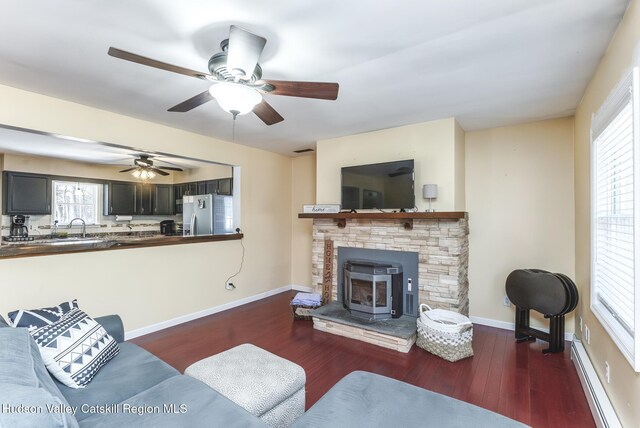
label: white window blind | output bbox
[591,67,640,371]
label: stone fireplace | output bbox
[300,212,469,352]
[310,215,469,314]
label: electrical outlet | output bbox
[605,361,610,384]
[585,325,591,345]
[503,295,511,307]
[225,282,236,290]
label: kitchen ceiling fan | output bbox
[120,155,183,179]
[108,25,339,125]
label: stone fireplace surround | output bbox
[304,213,469,315]
[299,212,470,352]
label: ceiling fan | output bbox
[108,25,339,125]
[119,155,183,179]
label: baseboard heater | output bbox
[571,341,621,428]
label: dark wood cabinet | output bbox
[136,183,153,215]
[217,178,232,195]
[205,180,218,195]
[174,184,185,214]
[106,182,174,216]
[3,172,52,215]
[153,184,174,215]
[183,182,197,196]
[173,178,232,209]
[104,182,137,215]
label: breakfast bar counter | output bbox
[0,233,243,259]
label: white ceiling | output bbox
[0,0,630,155]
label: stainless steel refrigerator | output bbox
[182,194,233,236]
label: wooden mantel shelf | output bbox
[298,211,467,230]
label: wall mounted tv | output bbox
[341,159,415,210]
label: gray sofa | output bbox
[0,314,266,428]
[1,314,526,428]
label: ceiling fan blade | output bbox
[150,167,170,176]
[226,25,266,80]
[119,167,137,173]
[158,166,184,172]
[168,90,214,112]
[253,99,284,125]
[108,47,213,81]
[262,80,339,100]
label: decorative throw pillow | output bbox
[30,308,119,388]
[8,299,79,330]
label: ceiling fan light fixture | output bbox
[132,169,142,178]
[208,82,262,117]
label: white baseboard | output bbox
[125,284,305,340]
[290,284,314,292]
[469,315,575,341]
[571,341,621,428]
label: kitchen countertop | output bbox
[0,233,243,259]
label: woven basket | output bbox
[416,316,474,362]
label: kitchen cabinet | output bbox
[136,183,153,215]
[197,181,207,195]
[153,184,173,215]
[205,179,218,194]
[3,172,52,215]
[104,182,137,215]
[174,184,185,214]
[183,182,198,196]
[217,178,232,195]
[106,182,173,216]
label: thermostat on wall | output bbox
[303,204,341,213]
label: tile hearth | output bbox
[312,303,417,353]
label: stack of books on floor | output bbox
[290,292,322,320]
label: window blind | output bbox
[593,101,634,336]
[592,68,637,352]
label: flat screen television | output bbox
[341,159,415,210]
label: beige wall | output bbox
[316,118,462,211]
[173,163,232,183]
[466,118,575,332]
[0,83,292,332]
[2,153,173,183]
[290,155,316,287]
[574,0,640,425]
[454,120,466,210]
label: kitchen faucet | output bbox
[68,218,86,238]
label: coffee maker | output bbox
[6,215,34,242]
[160,220,176,236]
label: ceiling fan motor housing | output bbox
[208,50,262,83]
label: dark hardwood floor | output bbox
[131,291,594,428]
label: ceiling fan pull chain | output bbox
[232,116,237,143]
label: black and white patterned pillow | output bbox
[30,308,119,388]
[8,299,79,330]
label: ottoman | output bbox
[185,344,306,428]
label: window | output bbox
[52,181,100,225]
[591,67,640,371]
